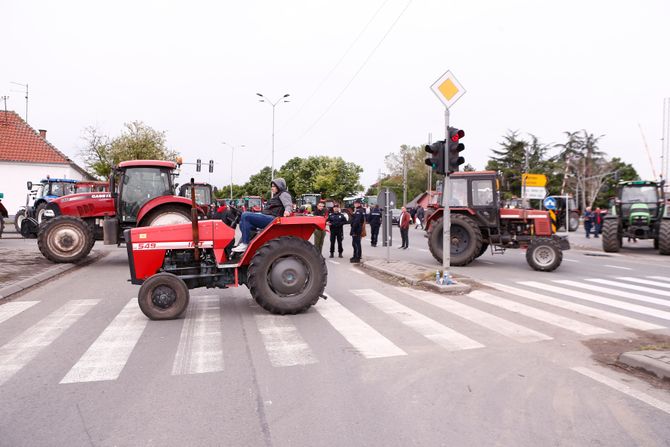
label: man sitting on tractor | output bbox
[232,178,293,253]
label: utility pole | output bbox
[1,96,8,124]
[427,132,432,194]
[402,150,407,206]
[10,82,28,123]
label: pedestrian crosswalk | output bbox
[0,275,669,387]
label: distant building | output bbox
[0,111,94,215]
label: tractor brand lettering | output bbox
[91,194,111,199]
[139,234,147,239]
[132,241,215,250]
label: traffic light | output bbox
[447,127,465,174]
[209,160,214,173]
[425,140,446,176]
[196,159,202,172]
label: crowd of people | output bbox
[582,206,604,239]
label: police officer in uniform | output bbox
[326,203,347,258]
[350,198,365,263]
[368,204,382,246]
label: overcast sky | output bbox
[3,0,669,191]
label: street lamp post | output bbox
[256,93,290,180]
[222,142,245,200]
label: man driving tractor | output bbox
[232,178,293,253]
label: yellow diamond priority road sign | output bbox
[431,70,466,108]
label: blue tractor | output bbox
[15,178,77,238]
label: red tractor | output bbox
[125,188,327,319]
[74,181,109,193]
[425,171,570,271]
[38,160,199,263]
[178,182,215,216]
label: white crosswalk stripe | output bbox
[523,281,670,322]
[620,277,670,289]
[484,282,663,331]
[648,276,670,284]
[316,294,406,358]
[0,301,39,325]
[254,314,317,367]
[395,287,552,343]
[587,278,670,297]
[466,290,611,336]
[0,300,98,386]
[351,289,484,351]
[172,296,224,375]
[61,299,147,383]
[554,280,670,308]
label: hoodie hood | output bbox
[271,178,287,192]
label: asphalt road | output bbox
[1,226,670,446]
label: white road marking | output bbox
[418,248,430,253]
[587,278,670,297]
[572,367,670,416]
[0,300,98,386]
[563,259,579,263]
[316,294,406,358]
[0,301,39,325]
[555,280,670,308]
[328,260,340,265]
[61,299,147,383]
[349,268,365,275]
[467,290,611,336]
[604,265,633,271]
[480,261,495,265]
[648,276,670,283]
[485,282,663,331]
[254,314,317,367]
[397,288,552,343]
[351,289,484,351]
[172,296,224,375]
[622,277,670,289]
[524,281,670,321]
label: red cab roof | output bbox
[117,160,177,169]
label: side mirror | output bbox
[109,175,118,199]
[27,181,33,190]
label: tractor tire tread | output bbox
[601,219,621,253]
[37,216,94,263]
[659,219,670,255]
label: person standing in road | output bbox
[583,207,593,238]
[350,198,365,262]
[399,206,411,249]
[593,207,603,238]
[326,203,347,258]
[312,201,327,254]
[368,204,382,246]
[415,205,425,229]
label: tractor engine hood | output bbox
[44,192,115,219]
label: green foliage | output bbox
[277,156,363,201]
[80,121,178,178]
[243,167,274,199]
[381,145,437,205]
[597,157,639,207]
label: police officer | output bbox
[350,198,365,263]
[368,204,382,246]
[326,203,347,258]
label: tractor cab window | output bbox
[449,178,468,206]
[182,186,211,205]
[50,182,75,197]
[472,180,494,207]
[120,168,173,222]
[621,186,658,203]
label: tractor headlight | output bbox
[43,209,55,218]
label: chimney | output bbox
[39,129,47,138]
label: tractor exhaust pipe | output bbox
[190,178,200,262]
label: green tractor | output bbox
[601,180,670,253]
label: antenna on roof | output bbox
[1,95,8,125]
[10,81,28,124]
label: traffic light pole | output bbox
[443,107,451,276]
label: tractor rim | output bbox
[533,245,556,267]
[49,224,85,255]
[151,285,177,309]
[450,225,470,255]
[150,213,191,226]
[268,256,309,296]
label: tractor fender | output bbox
[137,196,199,224]
[238,216,326,266]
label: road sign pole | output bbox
[443,107,450,275]
[386,188,391,262]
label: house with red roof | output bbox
[0,110,94,215]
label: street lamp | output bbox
[222,142,246,200]
[256,92,290,180]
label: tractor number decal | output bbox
[132,241,215,250]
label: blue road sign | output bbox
[543,196,557,210]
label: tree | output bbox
[383,144,436,205]
[275,156,363,201]
[243,167,274,199]
[80,121,179,178]
[595,158,638,208]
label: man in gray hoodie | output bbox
[232,178,293,253]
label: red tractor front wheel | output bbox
[138,273,190,320]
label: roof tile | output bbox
[0,111,71,164]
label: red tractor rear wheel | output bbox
[427,214,483,266]
[248,236,327,314]
[138,273,190,320]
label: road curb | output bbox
[0,251,104,301]
[618,350,670,380]
[361,258,472,295]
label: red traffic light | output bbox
[450,129,465,142]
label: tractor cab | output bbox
[178,182,214,215]
[112,162,176,224]
[244,196,263,212]
[74,181,109,193]
[448,171,500,227]
[617,181,663,225]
